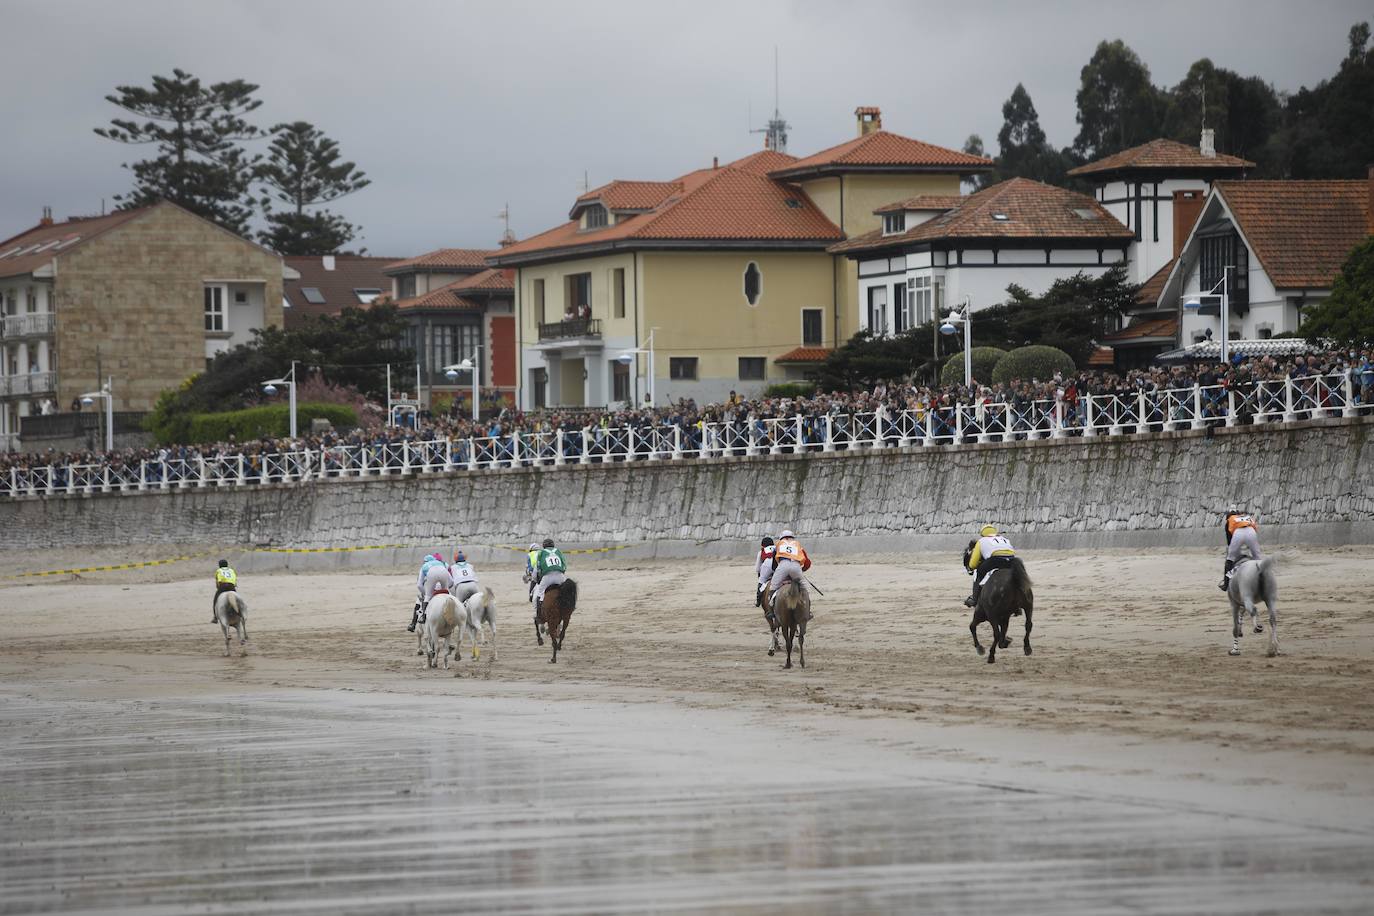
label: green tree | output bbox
[971,265,1139,366]
[1272,21,1374,179]
[95,69,265,235]
[1073,40,1168,160]
[1162,59,1282,172]
[1301,237,1374,347]
[986,83,1074,187]
[257,121,371,254]
[962,134,986,158]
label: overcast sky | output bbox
[1,0,1367,255]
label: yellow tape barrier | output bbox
[491,543,631,556]
[3,551,214,580]
[251,544,409,554]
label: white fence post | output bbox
[555,429,566,466]
[673,425,683,460]
[1226,389,1238,428]
[1283,377,1298,423]
[824,415,835,452]
[1343,371,1358,418]
[511,432,522,468]
[1052,400,1065,439]
[197,455,208,487]
[445,438,453,471]
[1084,394,1097,437]
[1191,384,1205,430]
[747,418,759,457]
[923,409,935,446]
[579,429,591,465]
[1136,390,1149,435]
[795,414,805,452]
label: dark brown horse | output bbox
[964,545,1034,664]
[535,579,578,664]
[768,580,810,669]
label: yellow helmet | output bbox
[979,525,999,537]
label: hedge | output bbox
[990,345,1077,385]
[179,402,357,444]
[764,381,817,398]
[940,347,1007,385]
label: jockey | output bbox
[531,538,568,611]
[1221,506,1263,591]
[767,530,810,608]
[449,549,481,603]
[213,559,237,623]
[755,536,776,611]
[408,553,451,632]
[524,542,541,603]
[964,525,1015,608]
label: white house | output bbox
[1152,173,1373,344]
[830,177,1134,336]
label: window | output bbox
[397,274,416,299]
[669,357,698,380]
[431,323,480,375]
[565,273,591,318]
[584,205,608,229]
[909,275,933,326]
[26,287,36,313]
[802,308,823,346]
[301,287,325,304]
[1257,326,1273,340]
[354,288,382,304]
[894,282,912,333]
[743,262,761,306]
[234,289,248,304]
[203,286,225,331]
[1199,233,1249,311]
[612,268,626,319]
[533,278,546,324]
[738,357,765,380]
[867,285,887,334]
[883,212,906,235]
[612,360,630,401]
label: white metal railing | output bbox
[0,371,56,398]
[0,313,56,339]
[2,372,1367,500]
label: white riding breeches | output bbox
[1227,527,1262,563]
[768,559,804,594]
[533,572,566,605]
[452,581,481,604]
[421,566,454,602]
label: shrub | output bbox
[764,381,817,398]
[174,402,358,445]
[990,345,1077,385]
[940,347,1007,385]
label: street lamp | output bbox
[79,376,114,451]
[1184,267,1232,363]
[616,327,657,407]
[444,346,482,421]
[940,297,973,386]
[261,360,298,439]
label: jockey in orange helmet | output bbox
[1221,506,1262,591]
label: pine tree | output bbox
[1073,40,1168,160]
[95,69,265,235]
[990,84,1073,186]
[256,121,370,254]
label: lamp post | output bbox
[79,376,114,451]
[616,327,657,407]
[939,298,973,387]
[261,360,298,439]
[444,346,482,421]
[1184,267,1231,363]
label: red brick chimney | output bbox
[855,106,882,137]
[39,206,53,226]
[1173,190,1205,259]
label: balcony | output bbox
[538,318,601,342]
[0,372,56,398]
[0,313,56,339]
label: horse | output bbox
[422,592,463,670]
[770,579,810,669]
[1228,557,1279,657]
[967,557,1034,664]
[214,591,249,657]
[457,587,498,662]
[536,579,578,664]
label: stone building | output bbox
[0,202,290,451]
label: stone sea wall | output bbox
[4,417,1371,556]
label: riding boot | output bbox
[212,594,218,623]
[1218,559,1235,591]
[963,578,980,608]
[407,602,420,632]
[755,584,764,608]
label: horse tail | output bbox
[1256,557,1278,601]
[483,586,495,607]
[1010,557,1032,591]
[227,592,244,618]
[557,578,578,612]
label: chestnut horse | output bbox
[769,580,810,669]
[535,579,578,664]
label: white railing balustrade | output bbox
[2,372,1367,500]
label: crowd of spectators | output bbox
[4,347,1372,487]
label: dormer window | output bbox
[991,213,1010,221]
[883,212,906,235]
[583,205,608,229]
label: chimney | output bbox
[1200,128,1216,158]
[322,255,336,271]
[40,206,53,226]
[1173,190,1205,259]
[712,156,719,169]
[855,106,882,137]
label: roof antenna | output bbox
[749,46,789,153]
[495,202,515,247]
[576,170,589,195]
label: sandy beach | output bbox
[3,546,1373,913]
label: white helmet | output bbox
[528,542,540,551]
[1226,504,1239,515]
[779,529,795,539]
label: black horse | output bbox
[963,541,1034,664]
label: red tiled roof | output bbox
[1068,139,1253,177]
[1215,180,1372,289]
[1136,257,1175,307]
[393,277,485,312]
[448,266,514,293]
[725,149,798,175]
[383,248,495,275]
[874,194,966,215]
[283,255,400,325]
[573,180,682,214]
[769,130,993,178]
[1087,346,1115,367]
[830,178,1133,254]
[775,346,832,363]
[491,164,842,264]
[0,208,148,279]
[1104,316,1179,343]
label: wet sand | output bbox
[2,547,1373,913]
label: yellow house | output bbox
[489,107,991,408]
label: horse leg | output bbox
[221,622,231,657]
[987,617,1000,664]
[1022,599,1033,656]
[798,631,805,669]
[783,623,794,669]
[1266,596,1279,658]
[1229,598,1242,656]
[533,600,545,647]
[489,620,498,662]
[970,611,985,656]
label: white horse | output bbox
[457,587,498,661]
[422,593,463,669]
[1228,557,1279,657]
[214,591,249,657]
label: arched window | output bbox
[743,262,761,306]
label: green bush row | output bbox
[149,402,356,445]
[990,345,1077,385]
[940,347,1008,385]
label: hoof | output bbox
[767,647,775,656]
[986,655,996,664]
[1266,647,1279,658]
[783,661,792,669]
[1228,646,1241,657]
[1024,645,1032,656]
[975,645,985,656]
[1254,624,1264,633]
[1000,638,1011,649]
